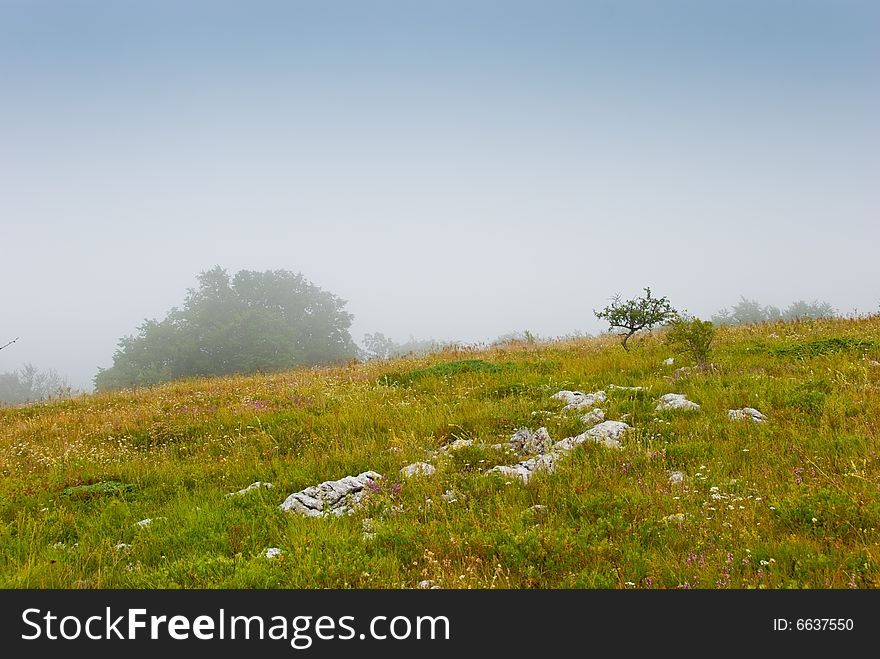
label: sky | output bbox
[1,0,878,390]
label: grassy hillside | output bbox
[2,316,879,588]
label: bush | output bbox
[665,315,715,366]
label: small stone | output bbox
[116,543,132,551]
[668,470,685,485]
[400,462,436,478]
[228,481,273,496]
[445,438,474,451]
[418,580,437,589]
[656,393,700,411]
[728,408,767,423]
[664,357,675,365]
[264,547,282,559]
[441,489,458,503]
[581,409,605,426]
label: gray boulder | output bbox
[279,471,383,517]
[583,420,630,448]
[581,409,605,426]
[509,427,553,455]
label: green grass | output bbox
[1,316,879,589]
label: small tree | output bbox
[594,287,676,351]
[665,314,715,366]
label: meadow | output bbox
[1,316,878,589]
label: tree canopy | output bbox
[94,267,357,390]
[712,296,836,325]
[594,287,676,350]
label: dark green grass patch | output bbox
[771,337,875,359]
[378,359,518,387]
[61,481,136,500]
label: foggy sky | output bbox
[2,0,878,390]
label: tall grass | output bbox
[1,316,878,588]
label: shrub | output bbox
[664,315,715,366]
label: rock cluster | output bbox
[487,419,631,483]
[279,471,382,517]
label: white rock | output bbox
[656,393,700,411]
[228,481,273,496]
[487,452,558,484]
[445,438,474,451]
[608,384,644,391]
[552,390,607,411]
[264,547,282,559]
[279,471,382,517]
[728,408,767,423]
[135,517,165,527]
[116,543,132,551]
[418,580,439,589]
[664,357,675,365]
[400,462,436,478]
[581,409,605,426]
[509,427,553,455]
[668,470,685,485]
[441,489,458,503]
[583,420,630,448]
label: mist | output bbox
[2,1,878,391]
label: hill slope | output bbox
[2,316,879,588]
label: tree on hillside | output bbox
[713,296,836,325]
[361,332,442,360]
[0,363,72,405]
[782,299,836,320]
[594,287,676,350]
[94,267,358,390]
